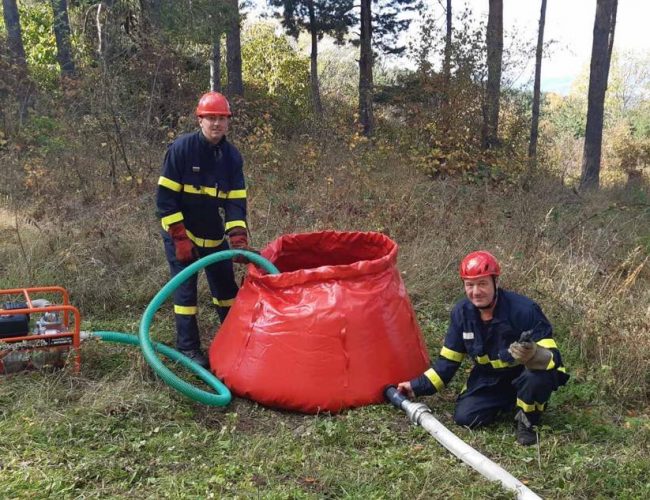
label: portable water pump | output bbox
[0,287,81,374]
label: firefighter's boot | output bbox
[515,410,538,446]
[179,348,209,369]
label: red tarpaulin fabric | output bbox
[209,231,430,413]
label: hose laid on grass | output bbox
[384,386,542,500]
[86,250,280,407]
[86,330,232,404]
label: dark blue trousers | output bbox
[162,233,238,351]
[453,366,567,428]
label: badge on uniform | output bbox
[192,166,200,173]
[463,331,475,340]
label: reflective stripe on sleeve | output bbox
[158,176,182,192]
[537,338,558,349]
[424,368,445,392]
[161,212,184,230]
[440,346,465,363]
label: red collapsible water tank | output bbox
[209,231,430,413]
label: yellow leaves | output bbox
[123,176,143,185]
[23,160,47,190]
[347,130,369,151]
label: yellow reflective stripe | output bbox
[212,297,235,307]
[558,366,567,373]
[217,191,228,199]
[476,355,490,365]
[227,189,247,199]
[174,305,197,315]
[546,356,556,370]
[161,212,184,230]
[475,355,517,369]
[537,338,557,349]
[516,399,547,412]
[186,229,224,248]
[490,358,514,368]
[440,346,465,363]
[424,368,445,392]
[225,220,247,231]
[183,184,217,197]
[516,398,536,412]
[159,176,182,192]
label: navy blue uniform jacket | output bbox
[411,289,569,396]
[156,131,247,247]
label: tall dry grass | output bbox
[1,99,648,408]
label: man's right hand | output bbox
[397,381,415,399]
[168,222,199,263]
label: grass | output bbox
[1,342,648,499]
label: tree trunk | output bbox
[2,0,27,71]
[2,0,30,125]
[441,0,452,133]
[528,0,547,165]
[211,36,222,92]
[580,0,618,190]
[50,0,76,77]
[308,0,323,116]
[140,0,162,32]
[483,0,503,150]
[226,0,243,96]
[359,0,374,136]
[443,0,452,86]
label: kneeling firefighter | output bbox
[397,251,569,445]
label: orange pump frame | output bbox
[0,286,81,372]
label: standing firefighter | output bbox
[156,91,249,369]
[398,251,569,445]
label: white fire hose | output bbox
[384,386,542,500]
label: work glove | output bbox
[227,227,250,264]
[168,222,199,264]
[509,340,553,370]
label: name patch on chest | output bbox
[463,331,475,340]
[192,166,200,173]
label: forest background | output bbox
[0,0,648,498]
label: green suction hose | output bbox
[87,249,280,407]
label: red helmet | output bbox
[195,91,232,117]
[460,251,501,279]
